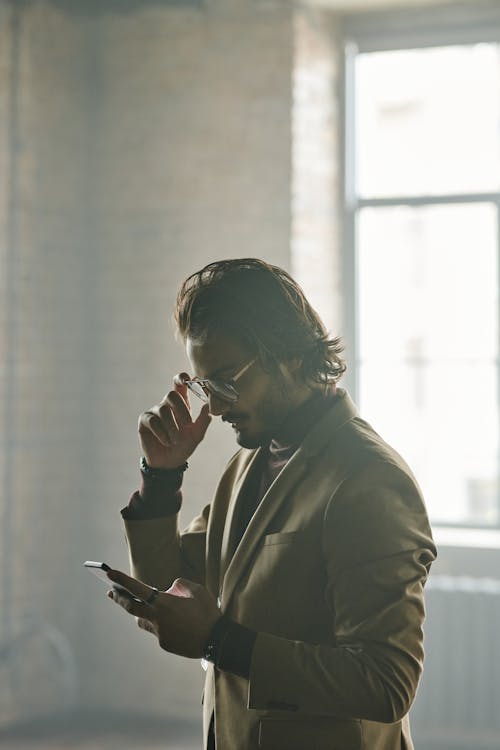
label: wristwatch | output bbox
[203,615,232,667]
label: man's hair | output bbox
[174,258,346,384]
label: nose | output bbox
[207,392,231,417]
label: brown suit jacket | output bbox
[123,389,436,750]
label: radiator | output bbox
[410,575,500,750]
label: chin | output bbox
[234,428,272,450]
[236,434,261,449]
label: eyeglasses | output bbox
[185,358,257,404]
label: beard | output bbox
[234,427,274,450]
[222,387,293,449]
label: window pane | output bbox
[356,44,500,197]
[357,203,499,526]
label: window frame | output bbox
[339,2,500,530]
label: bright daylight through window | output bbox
[353,43,500,528]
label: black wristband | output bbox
[140,456,188,479]
[202,615,257,678]
[203,615,233,666]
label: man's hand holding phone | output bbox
[104,568,221,659]
[138,373,211,470]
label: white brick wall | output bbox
[0,0,293,722]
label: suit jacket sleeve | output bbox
[247,460,436,723]
[122,503,210,590]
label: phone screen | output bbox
[84,561,145,603]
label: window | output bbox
[342,8,500,528]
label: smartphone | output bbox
[84,561,145,603]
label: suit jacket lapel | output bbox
[220,447,309,610]
[217,447,263,586]
[218,388,359,610]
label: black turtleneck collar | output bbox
[270,385,338,453]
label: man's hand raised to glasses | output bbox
[138,373,211,470]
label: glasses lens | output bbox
[186,381,209,402]
[207,380,238,403]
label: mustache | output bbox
[222,413,246,423]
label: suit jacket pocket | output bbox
[262,531,299,546]
[258,716,362,750]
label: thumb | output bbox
[166,577,199,598]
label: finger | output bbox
[155,402,182,446]
[164,391,192,428]
[137,617,156,635]
[106,569,156,603]
[173,372,190,403]
[107,589,152,619]
[138,410,171,447]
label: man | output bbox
[107,258,436,750]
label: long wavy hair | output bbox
[174,258,346,384]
